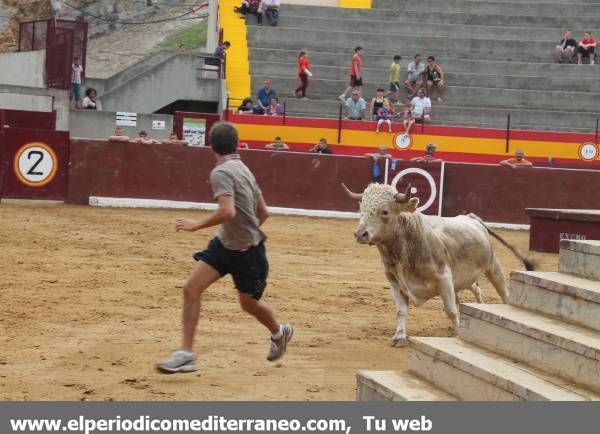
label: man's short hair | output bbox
[275,136,282,140]
[210,121,238,155]
[377,88,385,92]
[223,41,231,47]
[355,46,363,52]
[426,143,437,152]
[139,130,147,136]
[394,55,401,61]
[415,53,421,58]
[427,56,435,61]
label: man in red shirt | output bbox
[339,46,364,101]
[577,31,597,65]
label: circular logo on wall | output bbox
[393,132,412,150]
[579,143,598,161]
[13,142,58,187]
[390,167,437,213]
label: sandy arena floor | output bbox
[0,204,558,401]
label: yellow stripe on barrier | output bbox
[339,0,372,8]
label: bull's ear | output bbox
[407,197,419,213]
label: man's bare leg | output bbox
[238,293,280,334]
[181,261,221,352]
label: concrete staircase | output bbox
[246,0,600,131]
[357,239,600,401]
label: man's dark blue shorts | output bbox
[193,237,268,300]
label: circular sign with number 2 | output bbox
[13,142,58,187]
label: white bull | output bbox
[343,182,534,347]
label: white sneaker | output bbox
[156,351,198,374]
[338,94,346,102]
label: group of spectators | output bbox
[237,79,284,116]
[555,30,597,64]
[71,56,98,110]
[264,136,332,154]
[108,127,189,146]
[234,0,281,26]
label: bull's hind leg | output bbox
[485,255,510,303]
[470,283,484,303]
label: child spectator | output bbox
[370,88,386,121]
[577,31,597,65]
[133,130,161,145]
[375,101,393,133]
[265,136,289,150]
[82,88,97,110]
[162,133,188,146]
[238,97,255,114]
[386,55,402,100]
[234,0,262,25]
[71,56,84,109]
[402,102,415,135]
[108,127,130,142]
[294,51,312,99]
[264,97,284,116]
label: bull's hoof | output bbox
[391,337,408,347]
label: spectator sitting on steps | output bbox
[82,88,97,110]
[411,89,432,123]
[238,97,255,114]
[425,56,445,102]
[577,31,597,65]
[162,133,188,146]
[404,54,425,100]
[375,100,393,133]
[108,127,130,142]
[234,0,262,25]
[411,143,442,163]
[402,102,415,135]
[133,130,161,145]
[261,0,280,26]
[265,136,289,150]
[345,91,367,120]
[310,138,333,154]
[264,97,284,116]
[500,149,533,168]
[257,80,277,114]
[555,30,577,64]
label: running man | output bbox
[339,46,364,101]
[156,121,293,374]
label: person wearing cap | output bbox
[411,143,442,163]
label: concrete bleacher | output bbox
[357,239,600,401]
[246,0,600,131]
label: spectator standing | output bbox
[294,51,312,99]
[375,101,393,133]
[385,55,402,100]
[404,54,425,99]
[71,56,84,109]
[338,46,364,101]
[257,80,277,114]
[345,91,367,120]
[264,97,284,116]
[555,30,577,63]
[261,0,280,26]
[209,41,230,76]
[500,149,533,168]
[425,56,445,101]
[108,127,130,142]
[370,88,386,121]
[577,31,597,65]
[265,136,289,150]
[162,133,189,146]
[310,138,333,154]
[235,0,262,25]
[402,102,415,135]
[366,145,392,183]
[133,130,161,145]
[411,143,442,163]
[82,88,97,110]
[411,89,432,123]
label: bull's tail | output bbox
[468,213,536,271]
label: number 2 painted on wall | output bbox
[26,150,44,176]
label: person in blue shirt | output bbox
[256,79,277,114]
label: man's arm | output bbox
[176,195,236,232]
[500,159,516,168]
[256,194,269,226]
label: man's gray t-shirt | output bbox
[210,154,266,250]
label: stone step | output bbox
[250,62,600,93]
[249,48,600,78]
[248,17,600,41]
[372,0,600,17]
[409,337,599,400]
[356,370,456,401]
[509,271,600,332]
[459,303,600,393]
[559,239,600,281]
[281,5,600,29]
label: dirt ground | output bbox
[0,204,558,401]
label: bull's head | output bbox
[342,183,420,245]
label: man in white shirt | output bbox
[404,54,425,99]
[261,0,280,26]
[411,89,431,123]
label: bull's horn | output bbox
[394,183,412,203]
[341,183,363,201]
